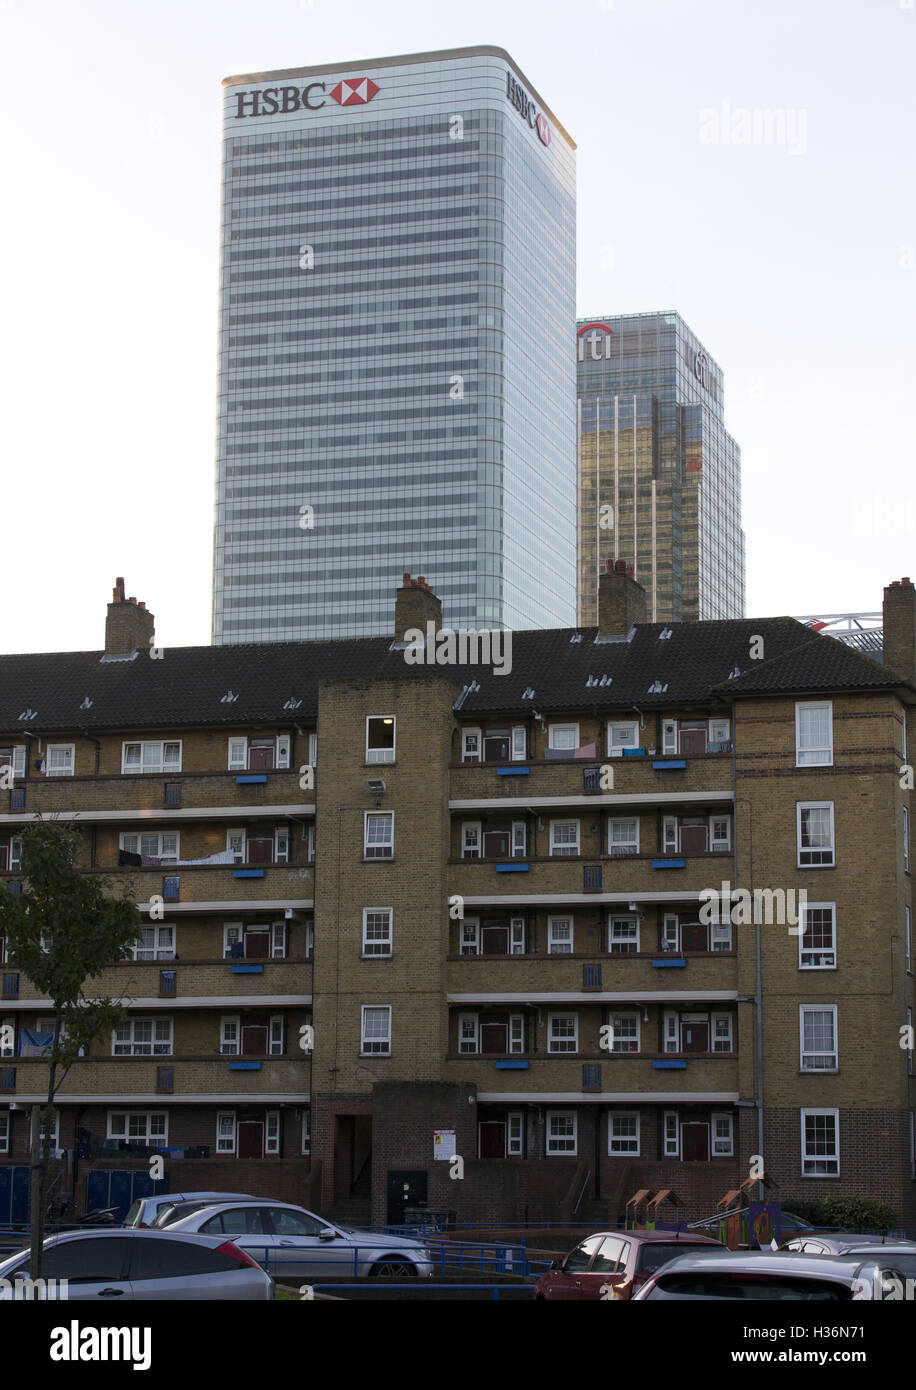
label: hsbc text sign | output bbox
[233,76,380,119]
[506,71,551,146]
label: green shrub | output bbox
[818,1196,898,1233]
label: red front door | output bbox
[681,921,707,952]
[238,1120,264,1159]
[479,1122,506,1158]
[482,923,509,955]
[242,1023,268,1055]
[682,1122,709,1161]
[480,1023,508,1055]
[680,820,708,855]
[679,726,707,756]
[483,831,510,859]
[682,1021,709,1053]
[248,836,273,863]
[245,929,270,959]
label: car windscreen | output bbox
[152,1203,209,1228]
[648,1272,850,1300]
[123,1201,143,1226]
[635,1243,722,1276]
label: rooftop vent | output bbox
[521,687,535,700]
[659,628,673,640]
[647,681,668,693]
[283,698,302,710]
[569,633,583,644]
[220,691,239,704]
[79,697,93,710]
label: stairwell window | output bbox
[364,813,394,861]
[362,908,393,957]
[608,1112,640,1155]
[366,716,396,764]
[801,1108,839,1176]
[361,1005,391,1056]
[797,803,835,867]
[796,701,833,767]
[800,1005,838,1071]
[798,903,836,969]
[122,740,181,774]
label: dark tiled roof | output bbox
[1,616,908,738]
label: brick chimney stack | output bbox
[882,576,916,684]
[597,558,647,636]
[105,576,155,655]
[394,573,443,640]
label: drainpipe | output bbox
[732,697,764,1201]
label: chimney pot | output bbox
[105,579,155,655]
[394,574,442,640]
[598,557,647,636]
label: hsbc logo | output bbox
[233,76,380,119]
[506,71,551,147]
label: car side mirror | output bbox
[318,1228,337,1241]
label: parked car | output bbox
[533,1229,725,1300]
[123,1192,259,1229]
[166,1200,435,1279]
[0,1228,273,1300]
[632,1250,908,1300]
[781,1234,916,1279]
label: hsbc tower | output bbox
[212,47,577,642]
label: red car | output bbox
[533,1229,725,1300]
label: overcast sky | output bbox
[1,0,913,653]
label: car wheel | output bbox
[369,1260,418,1277]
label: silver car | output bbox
[166,1200,435,1280]
[123,1191,259,1228]
[632,1249,907,1300]
[0,1228,273,1300]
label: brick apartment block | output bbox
[0,569,913,1227]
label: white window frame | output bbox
[799,1004,838,1072]
[711,1012,734,1053]
[608,1011,640,1053]
[609,915,639,953]
[120,831,180,864]
[0,745,27,781]
[905,806,910,874]
[274,825,290,864]
[550,819,580,857]
[507,1110,524,1156]
[509,1013,525,1054]
[364,812,394,860]
[608,818,639,856]
[271,922,287,959]
[121,740,182,775]
[216,1111,237,1155]
[661,720,678,755]
[308,732,317,767]
[132,924,175,961]
[907,905,912,973]
[107,1111,168,1147]
[46,743,75,777]
[459,918,480,956]
[547,915,574,955]
[111,1017,173,1057]
[547,1012,578,1054]
[301,1107,311,1156]
[360,1004,391,1056]
[0,1111,8,1154]
[708,717,731,745]
[661,914,679,951]
[461,727,482,762]
[366,715,396,765]
[509,916,526,955]
[511,820,527,858]
[607,721,639,756]
[663,1110,679,1157]
[663,1011,679,1054]
[458,1013,479,1054]
[226,828,246,863]
[228,737,248,770]
[8,836,22,873]
[546,1110,577,1156]
[608,1111,640,1156]
[796,701,833,767]
[907,1007,914,1073]
[1,1014,15,1058]
[269,1015,285,1056]
[362,907,393,958]
[798,902,836,970]
[711,919,733,951]
[797,802,835,867]
[263,1110,280,1156]
[461,822,481,859]
[801,1108,839,1176]
[511,726,527,761]
[711,1111,734,1156]
[662,815,678,854]
[709,815,731,852]
[548,722,579,752]
[219,1015,240,1055]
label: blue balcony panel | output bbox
[228,1061,262,1071]
[652,957,687,968]
[496,767,530,776]
[652,858,686,869]
[233,869,266,878]
[494,1060,529,1069]
[230,964,264,974]
[236,775,268,784]
[495,863,529,873]
[653,1059,688,1070]
[652,760,686,770]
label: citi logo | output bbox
[577,322,614,361]
[234,77,379,119]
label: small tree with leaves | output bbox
[0,820,141,1278]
